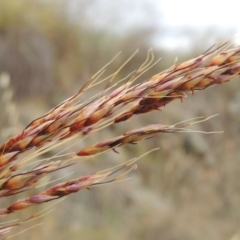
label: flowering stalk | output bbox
[0,40,239,237]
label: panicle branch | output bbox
[0,40,240,237]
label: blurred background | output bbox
[0,0,240,239]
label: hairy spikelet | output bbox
[0,40,239,237]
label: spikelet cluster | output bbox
[0,41,239,237]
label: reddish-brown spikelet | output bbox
[0,40,240,237]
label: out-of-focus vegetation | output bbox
[1,1,240,240]
[0,72,20,143]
